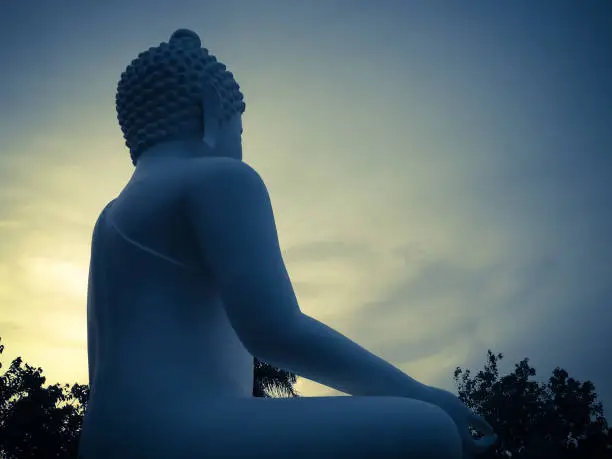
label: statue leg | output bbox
[166,395,462,459]
[80,395,462,458]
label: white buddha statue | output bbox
[77,29,497,459]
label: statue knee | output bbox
[392,399,462,459]
[424,403,463,459]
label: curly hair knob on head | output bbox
[116,29,246,165]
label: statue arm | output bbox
[188,158,302,347]
[260,313,431,399]
[188,158,430,400]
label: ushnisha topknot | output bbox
[116,29,246,165]
[169,28,202,48]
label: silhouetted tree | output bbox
[0,337,88,458]
[0,337,297,458]
[253,357,299,398]
[454,350,611,459]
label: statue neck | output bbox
[136,139,212,168]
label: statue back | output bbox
[81,159,253,451]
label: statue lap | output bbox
[80,395,461,458]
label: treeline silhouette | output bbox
[1,337,610,458]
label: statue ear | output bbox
[202,84,222,148]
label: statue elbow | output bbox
[239,313,304,363]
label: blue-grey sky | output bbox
[1,0,611,415]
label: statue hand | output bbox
[424,386,498,458]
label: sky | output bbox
[0,0,611,417]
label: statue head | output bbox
[116,29,246,165]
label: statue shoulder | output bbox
[187,157,268,197]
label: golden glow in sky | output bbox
[1,1,611,407]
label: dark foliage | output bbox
[253,357,299,398]
[0,337,88,458]
[454,350,611,459]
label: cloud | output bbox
[0,321,22,334]
[295,234,612,414]
[283,240,371,264]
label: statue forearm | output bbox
[252,313,431,400]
